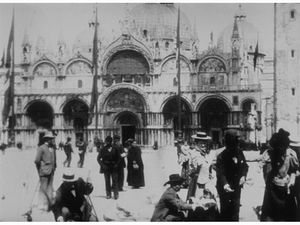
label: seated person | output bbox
[52,169,95,221]
[151,174,197,221]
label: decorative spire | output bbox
[232,17,239,39]
[234,4,246,20]
[209,32,214,48]
[22,29,30,47]
[192,16,198,41]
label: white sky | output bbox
[0,2,274,63]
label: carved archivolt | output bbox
[199,57,226,72]
[65,60,92,75]
[99,83,150,112]
[32,61,58,76]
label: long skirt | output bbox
[261,183,297,221]
[127,167,145,188]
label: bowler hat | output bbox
[126,138,135,145]
[164,174,186,186]
[191,132,211,141]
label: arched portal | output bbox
[26,101,54,129]
[115,111,140,145]
[104,88,146,144]
[199,98,230,145]
[162,97,191,131]
[62,99,89,141]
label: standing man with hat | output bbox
[113,134,126,192]
[151,174,196,221]
[34,131,57,211]
[216,129,249,221]
[52,169,95,221]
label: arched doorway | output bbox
[199,98,230,145]
[26,101,54,146]
[115,111,140,145]
[26,101,54,129]
[162,97,191,139]
[63,99,89,141]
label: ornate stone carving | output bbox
[161,58,190,73]
[199,57,226,72]
[33,62,57,76]
[66,61,92,75]
[106,89,144,112]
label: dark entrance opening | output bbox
[121,125,136,145]
[116,111,139,145]
[27,101,54,129]
[63,99,89,142]
[199,98,230,145]
[38,132,45,146]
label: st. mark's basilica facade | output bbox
[0,3,264,148]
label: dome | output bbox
[129,3,192,46]
[217,6,263,54]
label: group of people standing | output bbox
[96,135,145,200]
[152,128,300,221]
[152,129,248,221]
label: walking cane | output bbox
[86,170,99,221]
[23,180,40,222]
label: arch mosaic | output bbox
[197,56,227,73]
[32,61,58,76]
[102,44,154,74]
[160,55,191,74]
[65,59,92,75]
[98,83,150,112]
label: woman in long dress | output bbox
[261,128,299,221]
[126,139,145,188]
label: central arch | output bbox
[115,111,140,145]
[26,100,54,129]
[198,97,230,145]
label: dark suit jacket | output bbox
[97,144,120,173]
[113,143,126,168]
[216,148,248,194]
[52,178,93,220]
[151,187,192,221]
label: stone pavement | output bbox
[0,146,265,221]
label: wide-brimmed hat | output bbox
[164,174,186,186]
[191,132,211,141]
[290,136,300,147]
[62,169,77,182]
[43,131,55,139]
[126,138,135,145]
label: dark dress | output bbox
[261,148,299,221]
[127,146,145,188]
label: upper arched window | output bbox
[66,61,92,75]
[290,9,296,19]
[43,81,48,89]
[33,62,57,76]
[199,57,226,72]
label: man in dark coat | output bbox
[34,131,57,211]
[63,137,73,167]
[113,135,126,191]
[97,136,121,199]
[216,129,249,221]
[77,138,86,168]
[52,169,94,221]
[151,174,196,221]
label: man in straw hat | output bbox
[52,169,95,221]
[151,174,197,221]
[216,129,248,221]
[186,131,219,221]
[34,131,57,211]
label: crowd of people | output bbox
[32,128,300,221]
